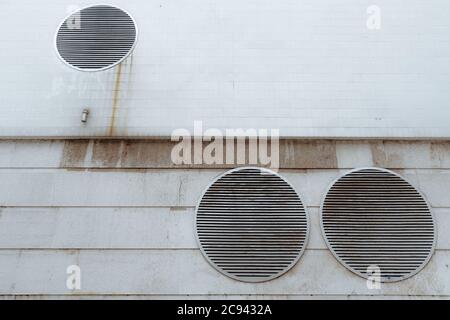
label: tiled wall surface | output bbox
[1,0,449,138]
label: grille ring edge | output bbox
[54,4,138,72]
[319,167,437,283]
[195,167,310,283]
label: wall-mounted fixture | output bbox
[320,167,436,282]
[195,167,309,282]
[81,109,89,123]
[55,4,138,71]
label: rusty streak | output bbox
[108,62,123,136]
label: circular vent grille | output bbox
[195,167,309,282]
[321,168,436,282]
[55,5,137,71]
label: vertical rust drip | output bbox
[123,55,134,136]
[108,62,123,136]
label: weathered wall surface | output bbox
[2,0,449,299]
[1,0,450,138]
[0,139,449,299]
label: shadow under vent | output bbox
[321,168,436,282]
[55,5,137,71]
[196,167,309,282]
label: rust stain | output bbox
[279,140,337,169]
[122,55,134,136]
[92,140,123,167]
[127,55,134,89]
[57,139,450,172]
[60,140,90,167]
[370,140,387,167]
[430,141,450,168]
[116,56,134,137]
[108,62,123,136]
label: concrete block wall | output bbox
[0,139,449,299]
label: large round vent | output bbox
[55,5,137,71]
[195,167,309,282]
[321,168,436,282]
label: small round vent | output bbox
[321,168,436,282]
[195,167,309,282]
[55,5,137,71]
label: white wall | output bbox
[1,0,450,138]
[0,140,449,299]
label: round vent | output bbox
[55,5,137,71]
[195,167,309,282]
[321,168,436,282]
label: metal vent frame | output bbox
[195,167,310,283]
[54,4,138,72]
[319,167,437,283]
